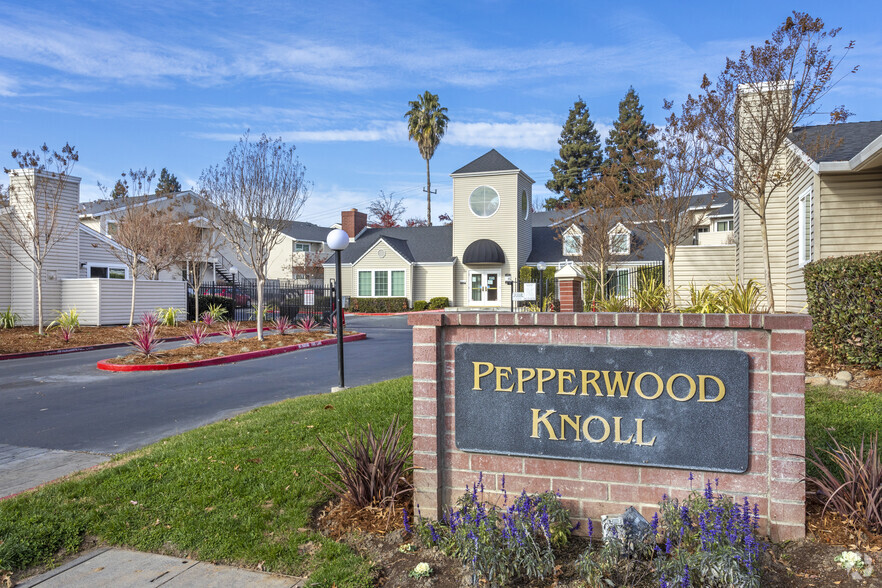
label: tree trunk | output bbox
[425,158,432,226]
[35,264,45,335]
[129,262,138,327]
[665,247,675,310]
[256,276,265,341]
[759,216,776,312]
[598,261,607,301]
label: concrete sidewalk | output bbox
[19,548,306,587]
[0,443,110,499]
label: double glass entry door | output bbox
[470,271,500,306]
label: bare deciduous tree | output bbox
[199,133,310,340]
[682,11,856,311]
[367,190,405,227]
[179,218,222,320]
[629,107,713,305]
[556,170,637,302]
[0,143,79,334]
[283,249,326,284]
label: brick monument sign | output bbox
[408,311,811,541]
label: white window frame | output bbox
[105,219,119,238]
[608,231,630,255]
[715,220,733,232]
[468,185,501,219]
[563,233,582,256]
[798,187,813,267]
[86,263,129,279]
[294,242,311,252]
[356,269,407,298]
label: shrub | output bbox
[804,252,882,369]
[678,279,766,314]
[129,322,160,357]
[297,316,319,332]
[186,323,210,346]
[318,414,413,508]
[1,307,20,328]
[48,308,80,341]
[597,295,631,312]
[187,295,234,321]
[220,320,244,341]
[427,296,449,310]
[634,276,669,312]
[806,432,882,534]
[199,311,215,327]
[411,474,571,585]
[413,300,428,312]
[577,477,766,588]
[139,311,160,330]
[272,316,293,335]
[156,307,183,327]
[349,297,408,313]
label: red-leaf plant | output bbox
[200,311,215,327]
[186,323,210,346]
[273,316,293,335]
[297,316,319,333]
[129,323,160,357]
[806,432,882,534]
[57,325,74,342]
[221,320,245,341]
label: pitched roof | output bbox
[337,225,454,264]
[790,120,882,163]
[451,149,520,175]
[279,220,333,242]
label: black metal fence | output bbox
[193,280,336,323]
[582,262,665,309]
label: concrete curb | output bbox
[0,328,263,361]
[96,333,367,372]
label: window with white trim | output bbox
[798,188,813,266]
[563,233,582,256]
[294,242,311,252]
[89,264,127,279]
[716,220,733,232]
[357,270,406,297]
[106,220,119,238]
[609,231,630,255]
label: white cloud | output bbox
[0,72,18,96]
[446,122,560,150]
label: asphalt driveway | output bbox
[0,315,413,455]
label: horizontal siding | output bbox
[784,160,815,312]
[352,240,411,300]
[736,183,788,310]
[60,280,100,325]
[0,248,10,309]
[412,264,454,302]
[672,245,736,306]
[89,280,187,325]
[820,171,882,257]
[79,228,125,277]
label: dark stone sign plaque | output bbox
[454,343,750,473]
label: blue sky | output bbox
[1,1,879,228]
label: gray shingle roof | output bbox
[451,149,519,175]
[790,121,882,163]
[527,223,664,265]
[339,226,454,264]
[280,220,333,242]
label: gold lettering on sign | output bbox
[495,366,514,392]
[634,372,664,400]
[635,418,657,446]
[557,369,578,395]
[613,416,634,444]
[531,409,558,439]
[580,370,603,396]
[603,371,635,398]
[473,362,494,390]
[698,375,726,402]
[536,368,556,393]
[582,416,611,443]
[516,368,536,393]
[666,373,696,401]
[559,414,581,440]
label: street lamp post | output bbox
[536,261,546,311]
[326,228,350,391]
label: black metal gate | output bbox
[192,280,336,324]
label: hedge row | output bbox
[348,297,409,313]
[804,252,882,369]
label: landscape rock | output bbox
[836,370,854,383]
[830,379,849,388]
[806,376,830,386]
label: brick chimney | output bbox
[341,208,367,239]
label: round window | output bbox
[469,186,500,217]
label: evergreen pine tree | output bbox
[604,87,659,200]
[110,179,127,199]
[545,97,604,210]
[155,167,181,195]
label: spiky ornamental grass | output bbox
[128,314,161,356]
[199,311,215,327]
[297,316,319,333]
[186,323,210,346]
[317,414,413,509]
[220,320,244,341]
[272,316,293,335]
[411,474,572,586]
[807,432,882,534]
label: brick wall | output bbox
[408,311,811,542]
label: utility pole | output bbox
[423,187,437,226]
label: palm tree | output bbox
[405,91,449,226]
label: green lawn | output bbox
[805,384,882,477]
[0,377,414,586]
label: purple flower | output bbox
[681,564,691,587]
[587,518,594,537]
[403,508,412,534]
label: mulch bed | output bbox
[806,331,882,393]
[103,330,355,365]
[0,322,261,355]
